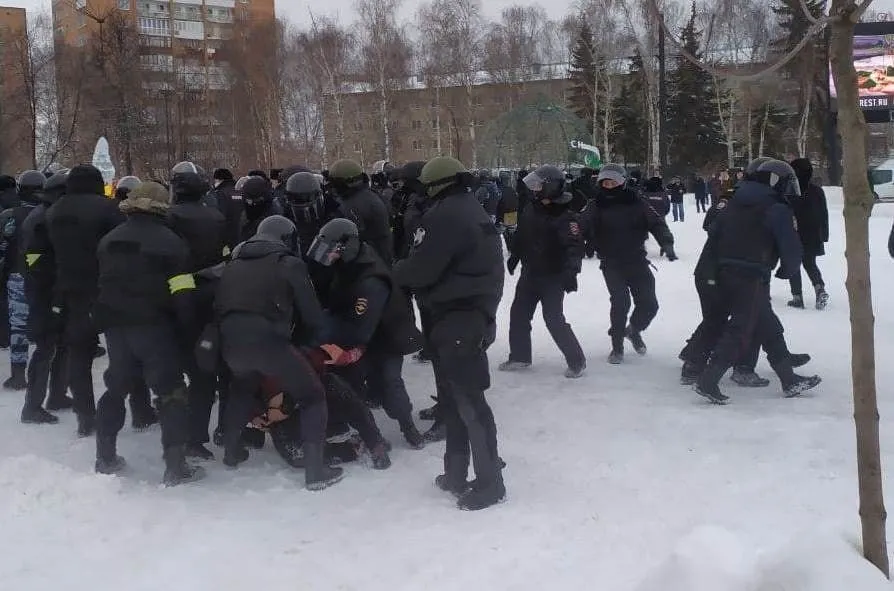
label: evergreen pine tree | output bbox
[567,18,597,136]
[665,2,724,173]
[611,52,648,166]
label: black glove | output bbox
[507,256,519,275]
[664,244,678,261]
[562,273,578,293]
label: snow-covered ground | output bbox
[2,188,894,590]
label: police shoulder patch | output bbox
[413,227,426,247]
[569,221,580,236]
[355,297,368,316]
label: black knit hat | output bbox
[213,168,234,182]
[66,164,105,195]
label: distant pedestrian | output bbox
[667,177,685,222]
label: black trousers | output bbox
[23,335,68,412]
[700,269,795,388]
[220,315,327,451]
[96,325,188,449]
[323,371,384,449]
[508,270,585,368]
[430,310,501,487]
[185,355,218,445]
[790,254,825,296]
[339,351,414,427]
[601,262,659,349]
[60,292,99,419]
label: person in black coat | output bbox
[500,165,587,378]
[308,218,426,449]
[46,164,125,437]
[583,164,675,363]
[693,175,708,213]
[239,176,282,241]
[667,176,685,222]
[93,181,203,485]
[208,168,241,250]
[327,159,393,264]
[787,158,830,310]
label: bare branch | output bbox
[800,0,821,25]
[854,0,875,21]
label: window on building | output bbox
[431,140,438,150]
[411,120,421,130]
[353,142,361,152]
[353,122,362,131]
[412,140,421,150]
[430,120,438,129]
[118,0,132,9]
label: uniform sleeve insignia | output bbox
[717,200,727,209]
[413,227,426,246]
[569,221,580,236]
[354,298,368,316]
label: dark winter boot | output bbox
[401,422,425,450]
[457,471,506,511]
[241,427,265,449]
[304,442,344,491]
[45,396,74,412]
[607,349,624,365]
[162,445,206,486]
[680,362,702,385]
[21,406,59,425]
[564,361,587,379]
[3,363,27,390]
[369,441,392,470]
[423,420,446,442]
[95,436,126,475]
[787,295,805,309]
[695,363,730,405]
[789,353,811,368]
[222,445,249,468]
[184,443,215,461]
[418,397,439,421]
[212,426,225,447]
[815,286,829,310]
[625,326,647,355]
[436,454,471,497]
[270,423,305,468]
[782,375,822,398]
[730,369,771,388]
[132,409,159,431]
[77,414,95,437]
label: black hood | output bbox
[66,164,105,195]
[790,158,813,191]
[594,186,638,207]
[643,177,663,192]
[233,237,291,260]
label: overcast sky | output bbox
[1,0,577,25]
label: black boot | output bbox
[435,453,471,497]
[680,362,702,386]
[457,472,506,511]
[401,421,425,450]
[162,445,206,486]
[21,407,59,425]
[369,441,391,470]
[789,353,811,368]
[95,436,126,474]
[695,362,730,404]
[222,445,249,468]
[3,363,27,390]
[304,442,344,491]
[185,443,215,460]
[132,409,159,431]
[77,414,95,437]
[241,427,265,449]
[270,423,305,468]
[782,375,822,398]
[45,396,74,411]
[418,397,439,421]
[423,420,446,442]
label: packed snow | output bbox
[2,188,894,590]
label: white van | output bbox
[869,159,894,199]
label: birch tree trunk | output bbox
[759,102,769,156]
[829,1,889,577]
[797,91,812,157]
[747,108,753,162]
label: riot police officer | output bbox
[393,156,505,511]
[239,176,281,241]
[114,176,141,202]
[308,218,425,449]
[501,165,586,378]
[283,171,343,254]
[694,160,821,403]
[327,159,393,264]
[1,170,44,389]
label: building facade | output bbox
[51,0,276,177]
[0,6,31,173]
[323,69,574,171]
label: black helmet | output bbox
[523,165,566,201]
[170,161,209,202]
[41,169,69,204]
[479,169,492,181]
[744,157,774,180]
[255,215,298,253]
[285,172,324,223]
[241,176,274,208]
[115,175,141,201]
[18,170,45,202]
[307,218,361,266]
[756,159,801,198]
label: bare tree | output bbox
[278,21,326,167]
[416,0,486,166]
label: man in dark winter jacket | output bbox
[215,215,344,491]
[693,175,708,213]
[20,169,72,424]
[0,175,19,210]
[327,160,393,264]
[667,176,685,221]
[584,164,675,364]
[308,218,426,449]
[394,156,505,511]
[46,164,125,436]
[787,158,830,310]
[93,182,204,486]
[694,160,821,404]
[474,169,501,222]
[167,169,228,459]
[209,168,241,250]
[239,176,281,241]
[500,165,587,379]
[1,171,44,390]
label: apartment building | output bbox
[0,6,32,173]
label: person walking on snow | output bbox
[786,158,830,311]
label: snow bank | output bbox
[637,527,893,591]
